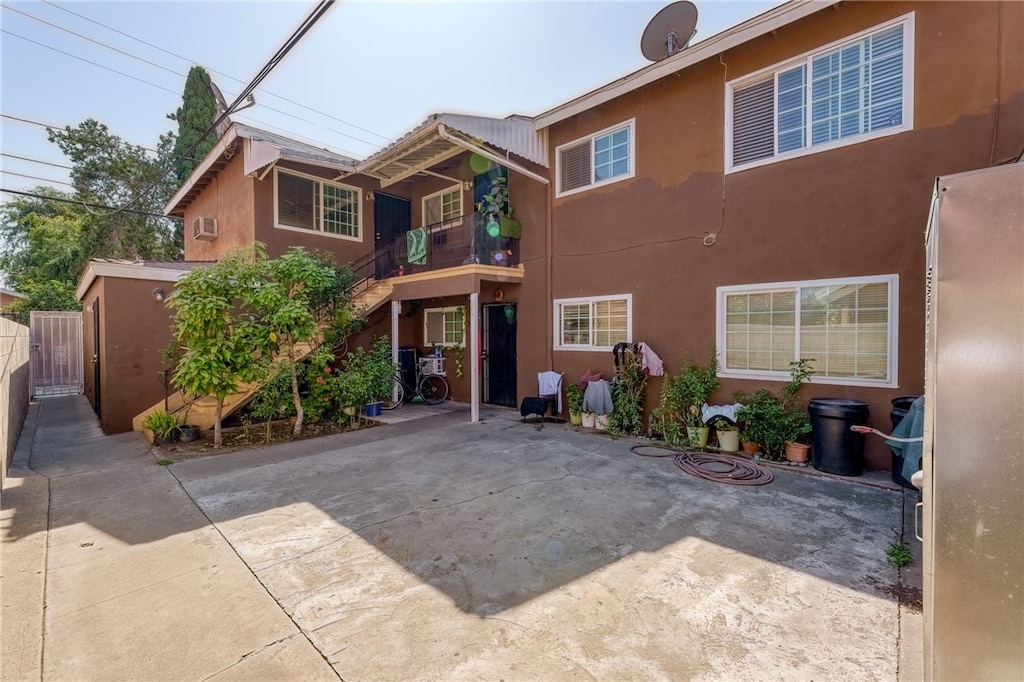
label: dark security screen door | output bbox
[373,192,411,279]
[483,304,516,407]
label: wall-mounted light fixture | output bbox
[366,191,375,201]
[153,288,166,302]
[463,181,473,192]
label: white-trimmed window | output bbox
[424,307,465,347]
[554,294,632,351]
[422,185,462,227]
[556,119,635,197]
[717,275,898,387]
[274,168,360,240]
[726,14,913,172]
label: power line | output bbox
[0,171,74,187]
[101,0,338,216]
[3,5,385,147]
[1,152,73,170]
[0,187,178,219]
[2,26,373,151]
[36,0,390,142]
[2,30,180,96]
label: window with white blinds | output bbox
[555,294,632,350]
[717,275,898,387]
[727,15,912,171]
[274,168,360,239]
[556,120,635,197]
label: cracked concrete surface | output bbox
[3,396,922,680]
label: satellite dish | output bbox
[640,1,698,62]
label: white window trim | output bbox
[555,119,636,199]
[716,274,899,388]
[553,293,633,352]
[421,184,463,229]
[424,306,466,348]
[273,167,362,242]
[724,13,915,174]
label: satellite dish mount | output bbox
[641,1,699,62]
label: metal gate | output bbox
[30,311,84,397]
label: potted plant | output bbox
[714,420,740,453]
[142,409,180,445]
[651,349,719,449]
[566,383,584,426]
[476,176,521,240]
[736,359,815,461]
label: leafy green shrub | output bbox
[142,409,180,440]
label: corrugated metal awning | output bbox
[355,114,548,188]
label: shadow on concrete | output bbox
[5,395,904,617]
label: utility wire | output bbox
[0,171,74,187]
[0,187,179,219]
[98,0,337,216]
[1,153,73,170]
[2,27,368,151]
[37,0,389,142]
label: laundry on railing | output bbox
[407,227,427,265]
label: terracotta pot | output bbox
[784,441,811,465]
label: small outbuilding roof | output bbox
[75,259,212,301]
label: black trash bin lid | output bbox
[808,398,870,418]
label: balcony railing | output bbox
[368,212,520,281]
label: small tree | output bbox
[167,246,271,446]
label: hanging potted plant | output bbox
[476,176,521,240]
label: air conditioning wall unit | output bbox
[192,216,218,241]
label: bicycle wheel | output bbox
[381,378,405,410]
[418,374,449,405]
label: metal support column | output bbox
[470,292,479,423]
[391,300,401,403]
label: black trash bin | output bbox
[889,395,920,488]
[809,398,870,476]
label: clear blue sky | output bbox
[1,0,781,196]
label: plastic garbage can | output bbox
[889,395,920,488]
[809,398,870,476]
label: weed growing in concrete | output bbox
[156,459,173,467]
[886,541,913,567]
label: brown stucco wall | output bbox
[252,161,378,265]
[539,1,1024,470]
[90,277,177,434]
[182,153,255,261]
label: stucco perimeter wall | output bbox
[89,277,178,434]
[183,153,255,262]
[1,317,30,484]
[542,1,1023,470]
[252,160,379,265]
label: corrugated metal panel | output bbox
[234,122,357,168]
[437,114,547,167]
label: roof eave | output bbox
[534,0,838,129]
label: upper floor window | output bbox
[716,275,899,387]
[423,185,462,227]
[727,14,913,172]
[554,294,632,351]
[556,119,635,197]
[275,168,360,240]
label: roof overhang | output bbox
[353,117,549,188]
[534,0,839,129]
[75,260,205,301]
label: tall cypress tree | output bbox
[168,66,218,183]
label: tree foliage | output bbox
[167,245,361,444]
[168,66,218,184]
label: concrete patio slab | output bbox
[3,396,922,681]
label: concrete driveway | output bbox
[3,396,920,680]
